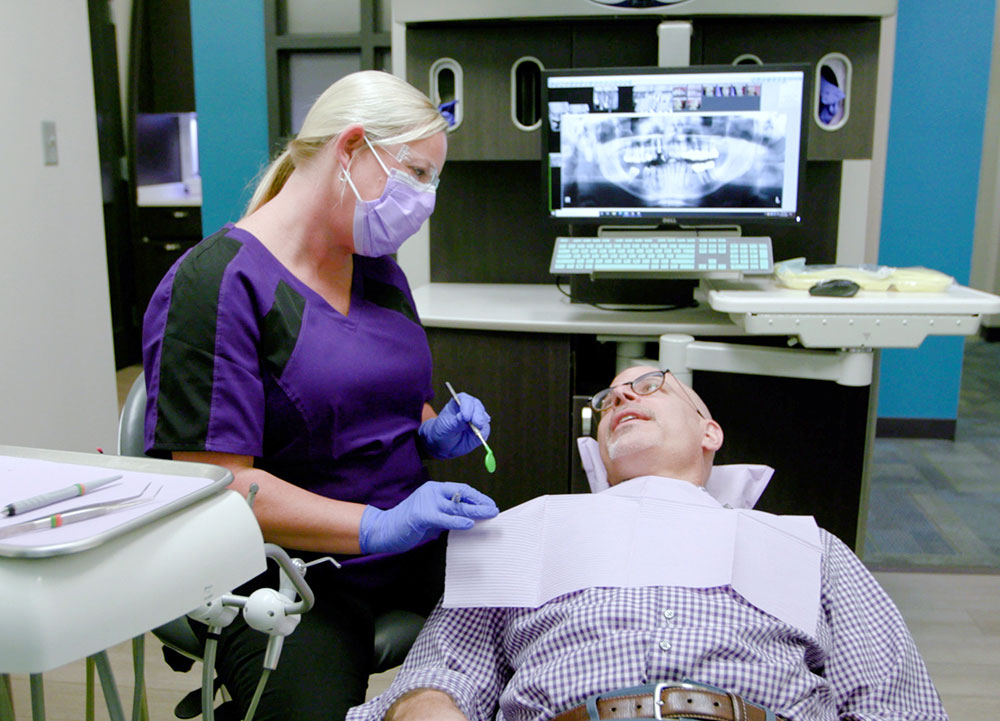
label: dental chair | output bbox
[118,372,426,719]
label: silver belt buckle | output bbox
[653,681,741,720]
[653,681,697,720]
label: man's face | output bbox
[596,365,718,486]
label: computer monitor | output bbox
[135,112,199,187]
[541,64,809,229]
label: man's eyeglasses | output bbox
[589,370,705,419]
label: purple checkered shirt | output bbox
[348,529,946,721]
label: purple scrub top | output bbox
[142,225,436,589]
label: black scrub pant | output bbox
[196,539,445,721]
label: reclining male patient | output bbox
[348,366,947,721]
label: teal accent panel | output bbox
[877,0,996,420]
[879,339,964,420]
[190,1,269,235]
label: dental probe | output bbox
[1,473,122,518]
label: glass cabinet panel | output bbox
[286,0,361,34]
[289,52,361,133]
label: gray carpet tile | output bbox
[863,336,1000,570]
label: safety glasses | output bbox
[367,136,440,189]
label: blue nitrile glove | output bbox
[418,393,491,459]
[438,99,458,127]
[358,481,499,555]
[819,76,846,124]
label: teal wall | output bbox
[876,0,996,420]
[190,0,268,234]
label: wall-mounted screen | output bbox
[135,112,199,187]
[541,64,810,226]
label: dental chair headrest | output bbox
[576,437,773,509]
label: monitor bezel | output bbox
[540,62,812,228]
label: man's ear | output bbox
[702,419,724,453]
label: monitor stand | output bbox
[563,222,742,308]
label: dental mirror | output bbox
[444,381,497,473]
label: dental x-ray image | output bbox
[547,101,594,133]
[559,112,787,209]
[593,85,620,111]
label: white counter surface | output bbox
[704,278,1000,314]
[411,281,1000,349]
[411,282,743,337]
[137,180,202,207]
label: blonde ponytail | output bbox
[245,149,296,215]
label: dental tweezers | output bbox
[0,484,160,540]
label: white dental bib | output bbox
[444,476,822,636]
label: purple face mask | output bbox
[341,136,437,257]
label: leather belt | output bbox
[552,682,786,721]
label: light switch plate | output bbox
[41,121,58,166]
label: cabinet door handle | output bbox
[430,57,463,131]
[164,242,182,251]
[510,56,543,131]
[172,210,189,219]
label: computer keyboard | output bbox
[549,236,773,276]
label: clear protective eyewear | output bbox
[589,369,705,418]
[366,136,440,190]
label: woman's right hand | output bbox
[358,481,498,555]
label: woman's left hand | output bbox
[358,481,498,555]
[419,393,491,459]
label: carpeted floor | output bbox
[863,337,1000,571]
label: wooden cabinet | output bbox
[424,328,573,510]
[406,24,572,161]
[694,364,870,547]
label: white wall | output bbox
[972,0,1000,328]
[0,3,120,452]
[110,0,134,126]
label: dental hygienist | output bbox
[141,70,498,720]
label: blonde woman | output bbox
[142,71,497,720]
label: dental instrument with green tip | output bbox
[444,381,497,473]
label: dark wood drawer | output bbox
[134,237,199,315]
[137,205,202,239]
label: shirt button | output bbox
[659,640,672,651]
[663,609,675,620]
